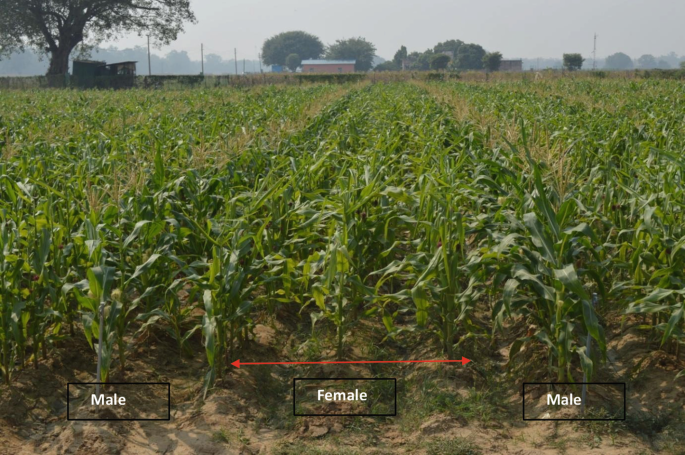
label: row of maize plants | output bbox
[436,79,685,380]
[0,84,344,386]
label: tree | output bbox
[657,60,670,69]
[430,54,451,70]
[165,50,192,74]
[393,45,407,67]
[604,52,633,70]
[636,54,657,69]
[434,39,464,58]
[374,61,399,72]
[408,50,434,71]
[483,52,503,72]
[262,31,324,67]
[680,61,685,70]
[0,0,196,76]
[325,37,376,72]
[455,44,486,70]
[563,53,584,71]
[658,51,680,69]
[204,54,232,75]
[285,53,301,72]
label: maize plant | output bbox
[199,231,258,395]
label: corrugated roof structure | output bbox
[301,60,356,65]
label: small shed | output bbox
[500,59,523,72]
[72,60,137,88]
[301,60,356,73]
[72,60,106,87]
[102,61,137,77]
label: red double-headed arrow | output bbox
[231,357,471,369]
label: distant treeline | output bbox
[0,46,264,76]
[522,53,684,71]
[2,46,683,77]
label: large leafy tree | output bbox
[483,51,502,72]
[430,54,450,70]
[656,59,670,69]
[326,37,376,72]
[605,52,633,70]
[393,45,407,67]
[434,39,464,57]
[637,54,657,69]
[0,0,196,75]
[285,53,301,72]
[408,50,434,71]
[262,31,323,67]
[563,53,584,71]
[454,43,485,70]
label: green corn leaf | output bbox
[582,298,605,352]
[554,264,590,301]
[661,305,684,346]
[524,212,556,265]
[577,346,594,381]
[87,266,116,302]
[125,254,162,287]
[123,220,152,249]
[411,285,430,327]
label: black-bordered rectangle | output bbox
[67,382,171,421]
[522,382,626,421]
[293,378,397,417]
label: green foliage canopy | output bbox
[393,45,408,66]
[563,53,585,71]
[0,0,196,75]
[408,50,434,71]
[430,54,451,70]
[325,37,377,72]
[455,44,486,70]
[434,39,464,57]
[285,53,301,72]
[483,52,503,72]
[374,61,400,72]
[262,31,324,67]
[605,52,633,70]
[637,54,658,69]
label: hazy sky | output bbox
[107,0,685,61]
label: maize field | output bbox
[0,79,684,452]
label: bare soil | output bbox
[1,314,684,454]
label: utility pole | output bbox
[201,43,204,74]
[243,59,246,74]
[234,48,238,75]
[147,36,152,76]
[592,33,597,70]
[259,53,262,73]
